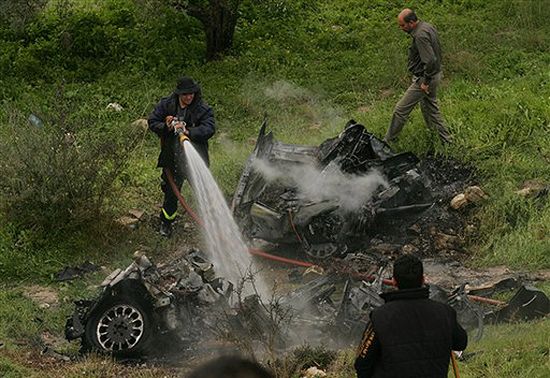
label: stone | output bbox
[302,366,327,378]
[464,186,488,203]
[450,193,467,210]
[106,102,123,111]
[516,180,547,198]
[131,118,148,131]
[402,244,419,254]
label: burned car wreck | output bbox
[65,250,549,358]
[65,121,549,358]
[231,120,433,258]
[65,250,236,357]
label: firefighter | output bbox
[148,76,216,237]
[355,255,467,377]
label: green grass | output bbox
[325,318,550,378]
[0,0,549,374]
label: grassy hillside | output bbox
[1,0,548,280]
[0,0,548,375]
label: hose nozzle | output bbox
[178,132,189,143]
[172,119,189,143]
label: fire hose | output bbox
[164,136,313,270]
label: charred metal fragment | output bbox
[232,120,432,258]
[485,286,550,323]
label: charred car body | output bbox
[66,250,549,358]
[65,250,235,357]
[231,120,433,258]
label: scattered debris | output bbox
[63,121,548,362]
[66,249,549,359]
[55,261,100,282]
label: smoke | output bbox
[251,158,389,212]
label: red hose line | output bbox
[163,167,204,228]
[164,164,495,300]
[248,247,316,268]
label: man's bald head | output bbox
[397,8,418,33]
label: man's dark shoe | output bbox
[159,221,172,238]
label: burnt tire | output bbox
[84,295,154,358]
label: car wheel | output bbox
[84,296,154,357]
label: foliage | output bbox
[0,84,137,237]
[0,0,47,36]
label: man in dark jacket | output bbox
[148,76,215,237]
[384,9,452,144]
[354,255,467,378]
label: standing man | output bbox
[148,76,215,237]
[354,255,467,377]
[384,9,452,144]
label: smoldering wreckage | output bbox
[65,121,549,359]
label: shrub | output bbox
[0,84,137,236]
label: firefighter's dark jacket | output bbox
[354,286,467,378]
[148,91,215,169]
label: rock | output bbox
[464,186,488,203]
[131,118,148,131]
[302,366,327,378]
[116,215,139,228]
[106,102,123,111]
[402,244,419,254]
[451,186,488,210]
[116,209,145,229]
[434,232,458,250]
[516,180,547,198]
[450,193,467,209]
[128,209,145,219]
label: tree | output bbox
[171,0,241,61]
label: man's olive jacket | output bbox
[408,21,442,85]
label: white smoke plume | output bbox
[251,158,389,212]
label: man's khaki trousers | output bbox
[385,72,452,143]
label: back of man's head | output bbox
[393,255,423,289]
[402,9,418,23]
[186,355,274,378]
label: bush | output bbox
[0,85,137,236]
